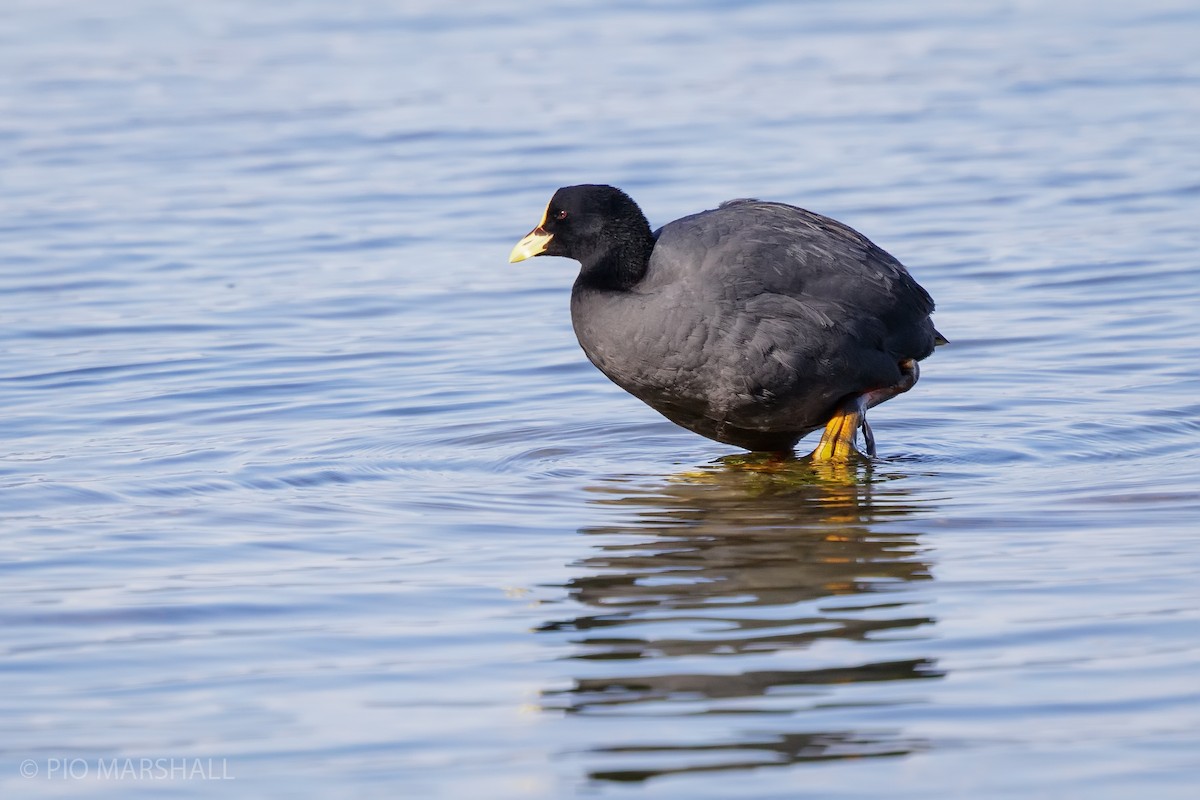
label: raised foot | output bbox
[863,359,920,410]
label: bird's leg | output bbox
[810,394,868,461]
[809,360,920,462]
[859,416,876,457]
[863,359,919,410]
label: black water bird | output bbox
[509,184,945,459]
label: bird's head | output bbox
[509,184,649,268]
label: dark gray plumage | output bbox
[510,184,943,454]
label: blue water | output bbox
[3,1,1200,797]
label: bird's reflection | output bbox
[538,457,943,783]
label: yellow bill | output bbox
[508,227,552,263]
[509,203,553,263]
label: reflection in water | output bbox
[539,458,943,783]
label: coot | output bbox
[509,185,944,459]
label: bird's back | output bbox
[650,201,934,332]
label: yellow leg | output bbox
[811,359,919,461]
[809,398,867,462]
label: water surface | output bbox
[2,1,1199,797]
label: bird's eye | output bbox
[555,209,569,221]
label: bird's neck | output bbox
[575,230,656,293]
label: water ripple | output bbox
[3,1,1200,798]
